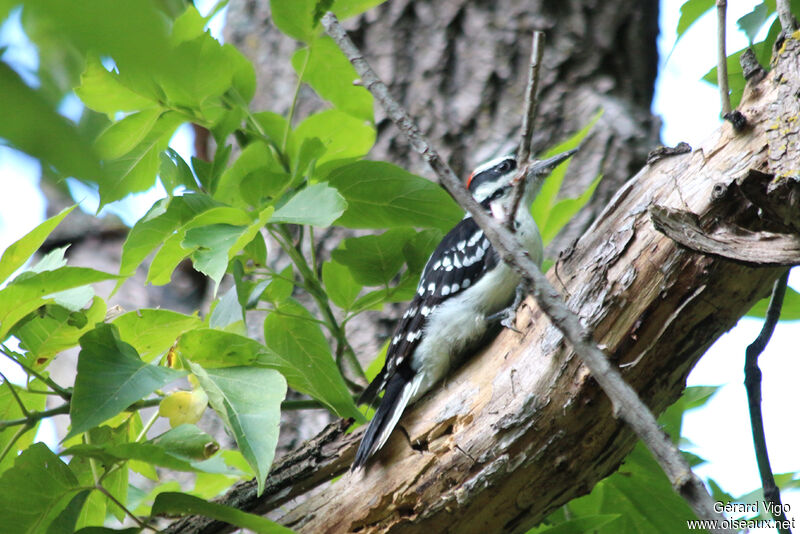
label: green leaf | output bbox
[152,492,295,533]
[737,2,772,45]
[0,63,102,182]
[159,33,235,108]
[75,56,156,116]
[209,286,245,331]
[193,144,233,194]
[184,224,248,285]
[215,141,278,207]
[0,443,80,534]
[179,327,356,420]
[260,265,294,303]
[13,298,106,364]
[46,490,92,534]
[262,301,361,419]
[179,329,278,367]
[65,425,225,474]
[658,386,719,443]
[0,205,75,284]
[160,148,198,192]
[525,515,621,534]
[188,364,286,496]
[402,228,443,273]
[531,114,599,226]
[112,309,202,362]
[327,161,461,231]
[94,108,162,160]
[271,183,347,226]
[74,528,141,534]
[292,36,373,120]
[322,261,362,310]
[747,286,800,320]
[270,0,318,42]
[68,324,186,439]
[152,424,220,461]
[0,380,46,474]
[147,206,252,286]
[539,175,601,245]
[565,443,701,532]
[253,111,289,147]
[0,267,117,341]
[183,206,274,290]
[676,0,715,39]
[97,111,184,206]
[332,0,387,19]
[331,228,416,286]
[289,109,375,170]
[118,193,219,279]
[170,4,208,44]
[225,44,257,104]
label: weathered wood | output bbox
[269,38,798,534]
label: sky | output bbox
[0,0,797,520]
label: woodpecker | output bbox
[352,151,574,470]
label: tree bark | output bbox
[227,0,660,251]
[165,32,800,534]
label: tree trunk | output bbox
[166,13,800,534]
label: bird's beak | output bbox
[527,148,578,177]
[514,148,579,183]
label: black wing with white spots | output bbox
[360,215,500,406]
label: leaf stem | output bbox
[136,409,160,442]
[0,424,32,464]
[0,398,162,430]
[272,226,366,387]
[94,483,157,532]
[0,370,29,417]
[282,45,312,153]
[0,345,71,399]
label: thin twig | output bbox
[744,270,791,533]
[320,13,461,194]
[509,31,546,229]
[321,11,731,532]
[516,31,545,165]
[0,403,69,430]
[776,0,797,32]
[717,0,732,115]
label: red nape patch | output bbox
[466,172,475,189]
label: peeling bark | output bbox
[166,34,800,534]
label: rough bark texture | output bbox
[165,31,800,534]
[223,0,662,459]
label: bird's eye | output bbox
[498,160,512,173]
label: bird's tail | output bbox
[352,371,422,470]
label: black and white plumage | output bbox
[352,154,549,470]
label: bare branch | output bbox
[717,0,732,116]
[516,31,545,166]
[745,270,792,534]
[319,13,461,192]
[322,11,730,530]
[776,0,798,32]
[509,31,546,229]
